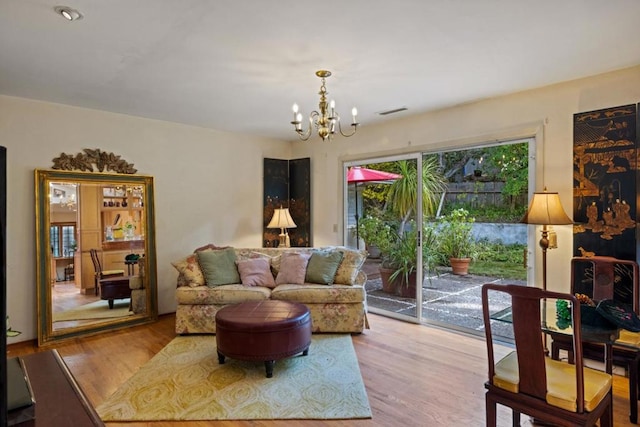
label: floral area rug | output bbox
[96,334,372,421]
[52,299,131,322]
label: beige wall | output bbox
[291,64,640,295]
[3,65,640,342]
[0,95,289,341]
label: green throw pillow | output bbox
[305,250,344,285]
[197,248,240,286]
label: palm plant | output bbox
[385,158,446,233]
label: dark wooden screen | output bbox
[263,157,311,247]
[572,104,638,297]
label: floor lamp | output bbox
[520,189,573,291]
[267,207,297,248]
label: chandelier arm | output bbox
[295,111,321,141]
[337,116,358,138]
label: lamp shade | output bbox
[520,191,572,225]
[267,208,297,229]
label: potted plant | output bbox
[380,222,439,297]
[437,208,477,275]
[357,215,392,259]
[6,316,21,337]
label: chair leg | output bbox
[551,340,560,361]
[601,391,613,427]
[485,394,497,427]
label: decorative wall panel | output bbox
[572,104,638,302]
[263,158,311,247]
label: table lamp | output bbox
[267,207,297,247]
[520,188,573,291]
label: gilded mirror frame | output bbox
[35,169,158,346]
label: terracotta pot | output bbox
[379,267,397,294]
[379,267,418,297]
[395,272,418,298]
[450,257,471,275]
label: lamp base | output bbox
[279,231,288,248]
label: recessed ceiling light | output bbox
[54,6,83,21]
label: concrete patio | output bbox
[362,257,523,340]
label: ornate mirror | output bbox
[35,168,158,346]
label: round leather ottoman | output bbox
[215,300,312,378]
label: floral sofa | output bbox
[173,245,369,334]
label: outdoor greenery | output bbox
[482,143,529,208]
[436,208,477,262]
[357,215,393,252]
[470,242,527,280]
[354,141,529,281]
[440,202,526,223]
[382,222,440,285]
[385,158,446,232]
[360,143,529,222]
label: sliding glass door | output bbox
[345,138,532,335]
[344,154,423,322]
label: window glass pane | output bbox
[61,225,75,257]
[49,226,60,257]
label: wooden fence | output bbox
[443,181,526,207]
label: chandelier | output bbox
[290,70,359,141]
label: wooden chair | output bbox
[482,283,613,427]
[551,256,640,423]
[89,248,125,296]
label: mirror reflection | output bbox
[36,170,158,346]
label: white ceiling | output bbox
[2,1,640,141]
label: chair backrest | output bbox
[89,248,102,275]
[482,283,586,412]
[571,256,639,313]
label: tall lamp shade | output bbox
[521,189,572,291]
[268,207,297,247]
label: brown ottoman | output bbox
[99,276,133,309]
[215,300,312,378]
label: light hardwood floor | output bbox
[7,313,636,426]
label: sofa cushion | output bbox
[275,252,311,285]
[305,250,344,285]
[193,243,229,253]
[171,254,205,287]
[236,257,276,288]
[197,248,240,286]
[323,246,367,286]
[176,284,271,305]
[271,284,366,304]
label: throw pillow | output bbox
[305,250,344,285]
[193,243,228,253]
[269,254,282,277]
[197,247,240,286]
[327,246,367,285]
[236,257,276,288]
[171,254,205,287]
[275,252,311,285]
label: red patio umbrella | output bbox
[347,166,402,249]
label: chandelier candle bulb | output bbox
[352,107,358,124]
